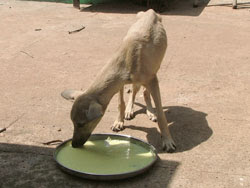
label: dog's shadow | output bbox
[126,104,212,153]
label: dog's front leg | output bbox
[143,87,157,122]
[111,87,126,132]
[145,76,176,152]
[125,84,140,120]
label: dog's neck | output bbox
[85,50,129,110]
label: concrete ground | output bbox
[1,0,250,187]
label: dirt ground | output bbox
[0,0,250,187]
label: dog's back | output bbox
[124,9,164,43]
[121,9,167,84]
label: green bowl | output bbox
[54,134,158,180]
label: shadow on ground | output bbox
[126,105,212,153]
[0,142,179,187]
[206,2,250,9]
[80,0,210,16]
[19,0,210,16]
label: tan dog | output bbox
[61,9,176,152]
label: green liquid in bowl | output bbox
[56,136,156,175]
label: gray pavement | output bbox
[0,0,250,187]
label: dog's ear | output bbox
[61,89,84,102]
[86,101,103,121]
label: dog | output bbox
[61,9,176,152]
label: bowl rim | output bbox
[53,133,158,180]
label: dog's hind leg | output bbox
[111,87,126,132]
[144,76,176,152]
[125,84,141,120]
[143,87,157,122]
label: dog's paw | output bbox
[162,137,176,153]
[124,110,134,120]
[146,109,157,122]
[111,121,125,132]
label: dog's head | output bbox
[70,95,104,147]
[61,89,104,147]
